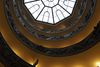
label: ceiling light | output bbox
[96,62,100,67]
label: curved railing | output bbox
[0,33,38,67]
[3,0,99,57]
[9,0,96,40]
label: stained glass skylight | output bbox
[24,0,76,24]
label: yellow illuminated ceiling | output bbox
[0,0,100,67]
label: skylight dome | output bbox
[24,0,76,24]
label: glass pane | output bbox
[24,0,76,24]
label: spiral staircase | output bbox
[0,0,100,67]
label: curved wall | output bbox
[0,0,100,67]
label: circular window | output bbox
[24,0,76,24]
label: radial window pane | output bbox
[24,0,76,24]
